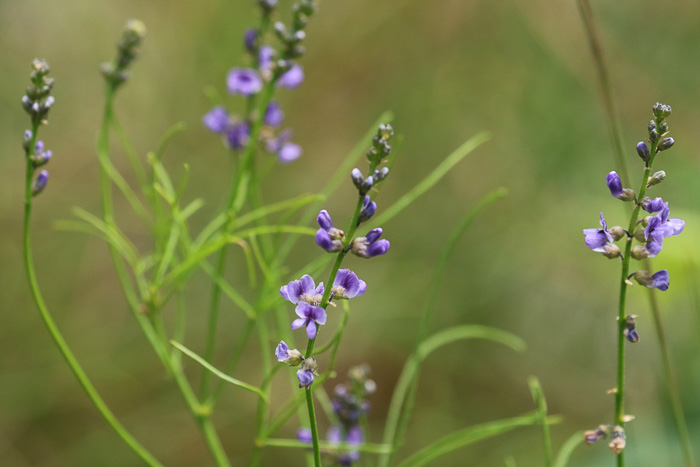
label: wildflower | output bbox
[646,171,665,188]
[606,171,634,201]
[281,274,324,305]
[658,137,675,151]
[278,64,304,89]
[358,195,377,224]
[583,425,609,445]
[331,269,367,300]
[633,269,669,291]
[297,357,318,388]
[202,106,229,134]
[297,428,313,443]
[351,228,390,258]
[636,141,650,162]
[29,140,52,168]
[642,197,667,214]
[264,101,284,127]
[227,68,263,96]
[32,170,49,196]
[275,341,304,366]
[644,207,684,257]
[328,426,362,466]
[243,28,258,52]
[279,142,302,164]
[292,302,327,339]
[583,213,613,252]
[316,210,345,252]
[226,122,251,150]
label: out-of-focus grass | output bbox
[2,0,699,465]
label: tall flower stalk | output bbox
[582,103,683,464]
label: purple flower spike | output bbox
[278,143,302,164]
[278,64,304,89]
[281,274,324,305]
[606,171,623,198]
[227,68,263,96]
[226,122,251,150]
[203,107,229,134]
[332,269,367,300]
[297,428,313,443]
[32,170,49,196]
[583,213,614,252]
[264,101,284,127]
[292,302,327,339]
[297,368,315,388]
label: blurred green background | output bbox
[2,0,700,465]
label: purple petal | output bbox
[297,368,314,388]
[606,171,623,198]
[203,107,229,134]
[644,197,667,213]
[317,210,333,230]
[291,318,307,330]
[280,285,290,301]
[227,68,263,96]
[309,306,327,325]
[347,426,364,445]
[583,230,609,252]
[278,64,304,89]
[243,28,258,52]
[264,101,284,127]
[357,280,367,297]
[646,240,663,257]
[258,46,275,74]
[306,321,317,339]
[226,122,251,150]
[652,270,669,291]
[667,218,685,236]
[296,302,313,319]
[275,341,290,361]
[278,142,302,164]
[297,428,313,443]
[327,426,342,444]
[334,269,361,297]
[286,279,304,304]
[366,239,390,257]
[316,228,336,252]
[300,275,316,295]
[366,228,383,244]
[314,282,325,296]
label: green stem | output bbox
[306,389,323,467]
[23,125,163,467]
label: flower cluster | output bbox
[202,0,315,162]
[298,366,375,465]
[583,103,683,291]
[584,424,626,455]
[21,60,56,196]
[100,19,147,88]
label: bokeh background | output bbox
[2,0,700,465]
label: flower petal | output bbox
[291,318,307,330]
[306,321,317,339]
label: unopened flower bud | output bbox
[636,141,650,161]
[361,176,374,195]
[602,243,622,259]
[659,121,668,134]
[658,137,674,151]
[652,102,672,118]
[22,130,33,150]
[608,226,626,241]
[619,188,635,202]
[243,28,258,52]
[633,228,646,243]
[378,123,394,140]
[632,269,669,291]
[649,128,659,143]
[275,341,304,366]
[648,119,656,133]
[32,170,49,196]
[351,168,364,189]
[647,171,665,188]
[631,245,649,260]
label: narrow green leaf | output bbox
[528,376,553,467]
[170,341,265,399]
[70,207,139,265]
[372,131,492,227]
[553,431,584,467]
[398,413,541,467]
[418,325,526,359]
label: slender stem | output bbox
[23,125,163,467]
[306,389,323,467]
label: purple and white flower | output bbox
[331,269,367,300]
[633,269,669,291]
[606,171,634,201]
[316,210,345,252]
[227,68,263,96]
[644,206,684,257]
[281,274,324,306]
[275,341,303,366]
[292,302,327,339]
[350,228,390,258]
[297,356,318,388]
[278,64,304,89]
[583,213,614,252]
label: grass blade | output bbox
[553,431,585,467]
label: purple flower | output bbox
[243,28,258,52]
[278,143,302,164]
[297,367,315,388]
[583,213,613,252]
[332,269,367,300]
[30,140,52,167]
[643,197,667,214]
[606,171,623,198]
[226,122,251,150]
[265,128,292,153]
[358,195,377,223]
[351,228,390,258]
[297,428,313,443]
[203,106,229,134]
[32,170,49,196]
[636,141,650,161]
[281,274,324,305]
[644,206,684,257]
[292,302,327,339]
[634,269,669,291]
[264,101,284,127]
[227,68,263,96]
[316,210,345,252]
[278,64,304,89]
[275,341,303,366]
[327,426,362,465]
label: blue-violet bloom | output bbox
[226,122,251,150]
[281,274,324,305]
[32,170,49,196]
[297,428,313,443]
[316,210,345,252]
[227,68,263,96]
[331,269,367,300]
[264,101,284,127]
[292,302,327,339]
[351,228,390,258]
[275,341,303,366]
[634,269,669,291]
[278,64,304,89]
[583,213,613,252]
[297,357,318,389]
[203,106,229,134]
[358,195,377,223]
